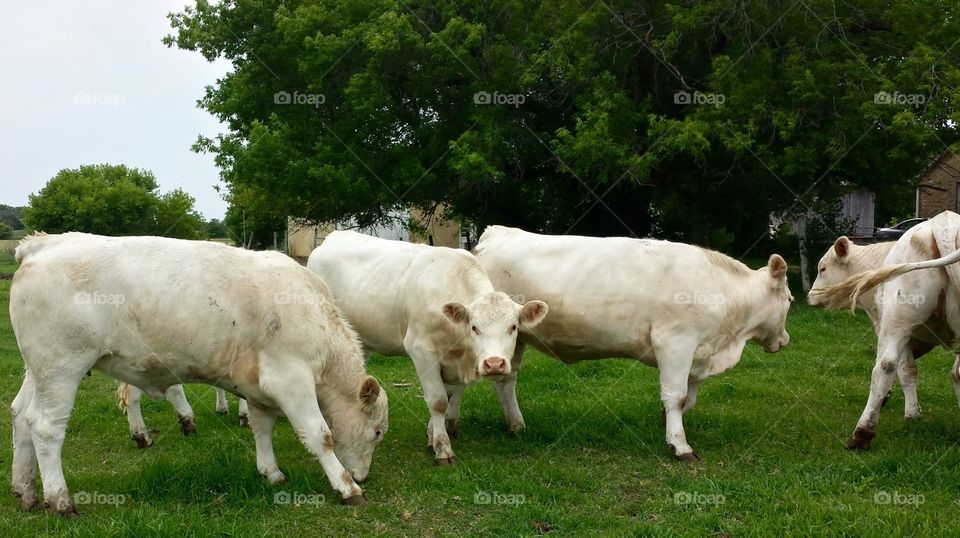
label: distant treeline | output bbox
[0,205,25,230]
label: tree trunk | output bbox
[795,216,811,293]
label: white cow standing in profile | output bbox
[308,230,548,465]
[808,211,960,449]
[10,233,388,515]
[474,226,792,461]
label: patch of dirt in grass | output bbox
[533,520,554,534]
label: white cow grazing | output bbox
[10,233,387,515]
[474,226,792,461]
[116,383,250,448]
[307,230,548,465]
[808,211,960,450]
[808,236,960,419]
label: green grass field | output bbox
[0,259,959,536]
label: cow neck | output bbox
[849,243,894,322]
[723,270,777,342]
[315,348,366,414]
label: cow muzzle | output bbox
[481,357,508,375]
[353,470,368,484]
[764,332,790,353]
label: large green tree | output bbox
[167,0,960,252]
[24,164,206,238]
[223,182,288,248]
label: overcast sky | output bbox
[0,1,231,219]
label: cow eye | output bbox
[471,325,480,335]
[374,430,383,440]
[819,267,825,273]
[508,324,517,334]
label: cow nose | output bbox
[780,332,790,348]
[765,333,789,353]
[482,357,507,375]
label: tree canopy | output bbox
[24,164,206,239]
[167,0,960,252]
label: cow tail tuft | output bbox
[13,231,49,263]
[117,383,131,414]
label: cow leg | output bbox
[165,385,197,435]
[125,385,154,448]
[682,376,705,414]
[11,370,38,511]
[493,343,526,433]
[215,388,229,415]
[259,360,364,503]
[654,337,699,462]
[444,383,465,439]
[26,364,87,516]
[846,333,910,450]
[409,350,457,465]
[238,398,249,427]
[897,350,920,419]
[247,403,285,484]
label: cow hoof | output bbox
[12,490,38,511]
[132,434,153,449]
[844,427,876,450]
[341,494,369,506]
[507,420,526,434]
[268,474,287,486]
[216,409,228,416]
[434,456,457,466]
[179,417,197,436]
[904,407,922,420]
[239,415,250,428]
[42,500,79,518]
[445,419,459,440]
[668,444,700,463]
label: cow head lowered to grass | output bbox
[330,376,389,483]
[9,232,389,515]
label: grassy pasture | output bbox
[0,260,959,536]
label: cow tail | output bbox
[13,231,48,263]
[809,245,960,311]
[117,383,131,414]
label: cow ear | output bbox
[833,236,850,258]
[442,302,469,324]
[768,254,788,280]
[519,300,548,328]
[359,376,380,405]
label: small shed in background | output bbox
[840,190,875,239]
[286,206,467,258]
